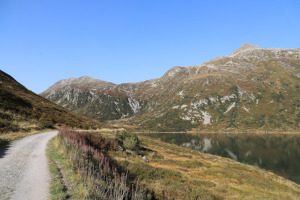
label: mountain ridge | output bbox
[41,43,299,91]
[41,44,300,131]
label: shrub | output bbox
[129,163,182,180]
[0,120,11,128]
[39,120,54,129]
[116,131,140,150]
[123,137,138,150]
[83,132,119,151]
[296,112,300,125]
[0,120,19,133]
[271,92,285,103]
[0,112,12,120]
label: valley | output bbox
[2,1,300,199]
[1,44,300,199]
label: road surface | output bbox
[0,131,57,200]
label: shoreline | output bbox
[137,130,300,135]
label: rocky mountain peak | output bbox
[235,43,261,52]
[41,76,115,95]
[73,76,100,84]
[163,66,185,78]
[228,43,260,55]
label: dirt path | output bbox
[0,131,57,200]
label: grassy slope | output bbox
[0,70,101,145]
[110,65,300,133]
[111,134,300,199]
[109,54,300,132]
[49,130,300,199]
[139,136,300,199]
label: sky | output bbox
[1,0,300,94]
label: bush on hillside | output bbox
[39,120,55,129]
[0,120,19,133]
[116,131,140,150]
[0,112,12,120]
[83,132,119,152]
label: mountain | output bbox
[41,76,147,121]
[0,70,100,133]
[42,44,300,132]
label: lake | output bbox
[142,133,300,184]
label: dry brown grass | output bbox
[0,129,54,146]
[104,132,300,199]
[0,71,101,133]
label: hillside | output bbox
[49,129,300,199]
[41,76,147,122]
[0,70,100,133]
[42,44,300,132]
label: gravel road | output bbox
[0,131,57,200]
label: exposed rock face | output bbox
[42,44,300,131]
[41,76,146,121]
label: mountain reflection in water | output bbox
[143,133,300,184]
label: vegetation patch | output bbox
[0,70,101,134]
[53,128,151,199]
[47,137,70,200]
[116,131,140,150]
[48,128,300,199]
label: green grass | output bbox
[47,137,69,200]
[47,136,90,200]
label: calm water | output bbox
[143,133,300,184]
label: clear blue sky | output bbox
[1,0,300,93]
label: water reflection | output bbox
[143,133,300,184]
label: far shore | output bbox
[67,127,300,135]
[136,130,300,135]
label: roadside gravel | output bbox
[0,131,57,200]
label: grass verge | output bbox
[47,136,91,200]
[47,137,69,200]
